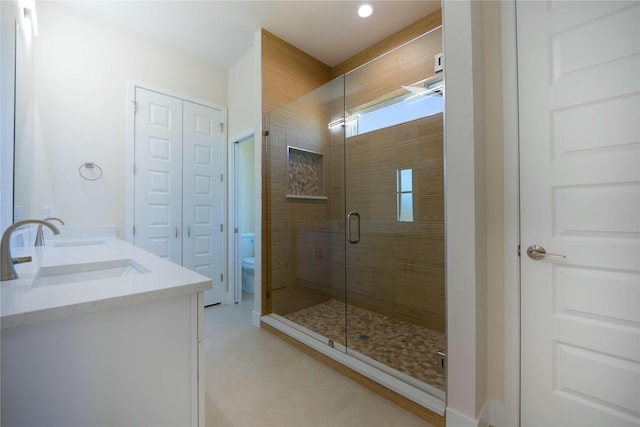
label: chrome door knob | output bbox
[527,245,566,261]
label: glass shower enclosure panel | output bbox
[264,27,445,398]
[343,29,446,395]
[265,76,347,351]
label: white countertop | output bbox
[1,238,212,329]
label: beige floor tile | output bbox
[203,294,435,427]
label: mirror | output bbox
[14,14,35,223]
[10,1,230,238]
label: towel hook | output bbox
[78,162,103,181]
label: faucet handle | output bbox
[12,256,32,265]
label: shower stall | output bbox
[262,28,445,411]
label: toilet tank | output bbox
[240,233,255,260]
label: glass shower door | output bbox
[343,29,446,395]
[265,76,348,352]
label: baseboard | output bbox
[488,400,506,427]
[479,400,491,427]
[251,310,261,327]
[446,407,480,427]
[446,400,505,427]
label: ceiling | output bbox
[59,1,442,69]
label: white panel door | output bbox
[183,101,224,306]
[518,2,640,426]
[134,88,183,265]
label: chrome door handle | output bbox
[526,245,566,261]
[347,212,360,244]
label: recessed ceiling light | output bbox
[358,4,374,18]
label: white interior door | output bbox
[133,88,183,265]
[518,2,640,426]
[183,100,224,306]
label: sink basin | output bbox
[32,259,150,287]
[52,239,107,248]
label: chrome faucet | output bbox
[1,220,61,281]
[35,217,65,246]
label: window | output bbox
[346,79,443,137]
[397,168,413,222]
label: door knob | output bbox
[526,245,566,261]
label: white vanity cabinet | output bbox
[0,238,209,427]
[2,293,203,426]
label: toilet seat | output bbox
[242,257,255,269]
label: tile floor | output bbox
[203,294,435,427]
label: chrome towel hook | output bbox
[78,162,103,181]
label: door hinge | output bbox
[220,224,223,232]
[133,164,136,175]
[234,227,238,234]
[132,225,136,236]
[132,100,139,114]
[220,123,224,133]
[263,130,270,137]
[220,273,224,282]
[518,245,521,257]
[220,174,224,183]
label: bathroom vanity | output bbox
[1,235,211,426]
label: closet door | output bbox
[133,88,183,265]
[182,101,224,305]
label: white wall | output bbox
[227,47,257,138]
[443,1,490,425]
[26,2,227,237]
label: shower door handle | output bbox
[347,212,360,244]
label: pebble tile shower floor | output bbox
[284,299,446,391]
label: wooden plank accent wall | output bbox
[331,9,442,78]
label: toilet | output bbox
[240,233,255,294]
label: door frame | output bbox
[125,81,228,288]
[227,128,255,305]
[501,1,522,426]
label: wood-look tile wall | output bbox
[261,30,332,313]
[331,9,442,77]
[261,30,332,115]
[265,88,343,315]
[341,115,444,332]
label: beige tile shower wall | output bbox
[339,114,445,333]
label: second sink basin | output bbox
[32,259,150,287]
